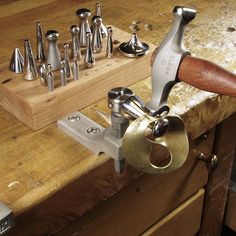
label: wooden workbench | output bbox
[0,0,235,235]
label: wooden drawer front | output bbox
[142,189,204,236]
[56,131,214,236]
[225,182,236,231]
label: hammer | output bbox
[147,6,236,110]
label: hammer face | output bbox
[173,6,196,23]
[146,6,196,111]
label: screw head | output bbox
[68,114,80,122]
[87,127,100,134]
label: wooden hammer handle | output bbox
[178,56,236,97]
[151,48,236,97]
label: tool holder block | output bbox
[0,26,155,130]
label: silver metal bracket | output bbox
[0,202,14,235]
[57,87,189,175]
[57,112,125,173]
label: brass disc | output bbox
[122,115,189,174]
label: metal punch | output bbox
[9,48,24,73]
[76,8,92,47]
[23,39,38,81]
[91,16,103,53]
[84,32,95,68]
[119,33,149,57]
[45,30,61,71]
[91,2,107,38]
[70,25,82,61]
[106,27,113,58]
[36,22,46,62]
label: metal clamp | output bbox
[58,87,189,174]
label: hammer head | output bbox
[146,6,196,111]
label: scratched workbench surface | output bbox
[0,0,236,235]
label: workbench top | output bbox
[0,0,235,235]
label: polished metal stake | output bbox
[106,27,113,58]
[23,39,38,81]
[84,32,95,68]
[92,16,103,53]
[36,22,46,62]
[45,30,61,71]
[94,3,107,37]
[76,8,91,47]
[47,64,54,91]
[9,48,24,73]
[63,43,71,77]
[70,25,82,61]
[38,63,47,86]
[72,59,79,80]
[60,60,67,86]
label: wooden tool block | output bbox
[0,26,155,130]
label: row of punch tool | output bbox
[9,2,149,92]
[9,3,114,92]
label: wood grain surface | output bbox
[142,189,205,236]
[0,0,236,235]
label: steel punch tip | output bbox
[45,30,61,71]
[9,48,24,73]
[47,64,54,91]
[72,59,79,81]
[63,43,71,78]
[36,22,46,62]
[84,32,95,68]
[38,63,47,86]
[94,2,107,37]
[106,27,113,58]
[76,8,91,47]
[92,16,103,53]
[70,25,82,61]
[60,60,67,86]
[23,39,38,81]
[119,33,149,57]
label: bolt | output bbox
[87,127,100,134]
[68,114,80,122]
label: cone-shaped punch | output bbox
[84,32,95,68]
[106,27,113,58]
[60,60,67,86]
[23,40,38,80]
[70,25,82,61]
[119,33,149,57]
[93,3,107,38]
[47,64,54,91]
[38,63,47,86]
[45,30,61,71]
[76,8,91,47]
[92,16,103,53]
[63,43,71,77]
[72,59,79,80]
[36,22,46,62]
[9,48,24,73]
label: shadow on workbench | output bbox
[221,225,235,236]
